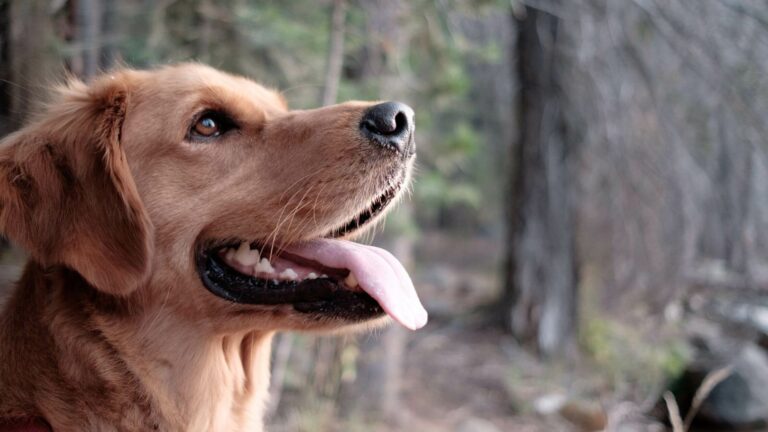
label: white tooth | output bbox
[234,242,252,265]
[239,247,261,266]
[321,274,328,279]
[307,272,318,279]
[224,248,236,261]
[237,241,249,253]
[280,268,298,280]
[344,272,359,288]
[254,257,275,274]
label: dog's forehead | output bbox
[150,64,287,112]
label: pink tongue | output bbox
[284,238,428,330]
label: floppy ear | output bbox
[0,72,153,296]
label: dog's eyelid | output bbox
[196,109,238,127]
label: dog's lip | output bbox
[324,177,403,239]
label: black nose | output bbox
[360,102,415,155]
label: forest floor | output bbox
[267,231,667,432]
[394,232,577,431]
[267,317,577,432]
[397,320,571,432]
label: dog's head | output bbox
[0,63,427,332]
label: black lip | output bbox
[326,179,403,238]
[196,249,384,320]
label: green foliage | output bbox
[418,169,481,210]
[285,397,336,432]
[578,265,690,394]
[580,315,690,394]
[433,61,472,96]
[438,122,481,170]
[474,41,503,63]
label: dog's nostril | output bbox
[393,112,407,134]
[360,102,415,155]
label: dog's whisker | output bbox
[310,181,331,231]
[264,167,327,258]
[273,181,320,256]
[271,171,326,248]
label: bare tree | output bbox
[6,0,59,123]
[69,0,102,79]
[504,1,578,358]
[320,0,346,106]
[341,0,413,424]
[268,0,351,420]
[557,0,768,311]
[100,0,118,68]
[0,0,12,134]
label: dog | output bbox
[0,63,427,431]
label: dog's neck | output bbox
[0,263,273,432]
[126,313,274,431]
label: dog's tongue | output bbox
[285,238,428,330]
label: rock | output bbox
[558,400,607,431]
[698,343,768,426]
[534,393,607,431]
[667,322,768,429]
[533,393,567,415]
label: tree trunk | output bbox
[100,0,118,69]
[341,0,412,425]
[71,0,101,80]
[348,234,410,421]
[8,0,58,121]
[503,3,578,358]
[320,0,346,106]
[0,0,12,135]
[269,0,350,419]
[196,0,213,64]
[698,113,752,278]
[146,0,174,60]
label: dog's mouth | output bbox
[195,180,427,330]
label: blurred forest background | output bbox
[3,0,768,431]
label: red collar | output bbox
[0,418,51,432]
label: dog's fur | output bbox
[0,64,412,431]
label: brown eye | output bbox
[188,111,236,141]
[194,116,220,137]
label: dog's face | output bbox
[0,64,427,333]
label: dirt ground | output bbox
[265,317,578,432]
[397,320,571,432]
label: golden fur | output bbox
[0,64,412,431]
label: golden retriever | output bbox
[0,63,427,431]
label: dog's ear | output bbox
[0,72,153,296]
